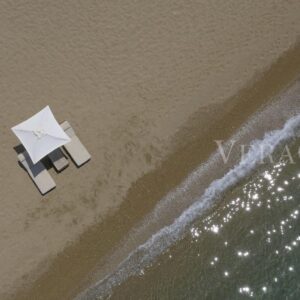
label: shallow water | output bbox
[109,140,300,299]
[75,81,300,300]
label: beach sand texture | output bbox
[0,1,300,299]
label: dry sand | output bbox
[0,1,299,299]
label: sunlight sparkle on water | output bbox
[239,286,253,297]
[237,250,250,257]
[180,153,299,300]
[190,227,200,238]
[210,225,219,234]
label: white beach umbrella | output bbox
[11,106,71,164]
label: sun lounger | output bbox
[48,148,69,172]
[18,152,56,195]
[60,121,91,167]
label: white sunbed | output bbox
[61,121,91,167]
[48,148,69,172]
[18,152,56,195]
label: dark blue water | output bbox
[110,141,300,299]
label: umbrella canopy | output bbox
[12,106,71,164]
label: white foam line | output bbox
[107,80,300,244]
[77,113,300,300]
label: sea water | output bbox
[77,82,300,300]
[110,140,300,299]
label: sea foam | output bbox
[77,83,300,300]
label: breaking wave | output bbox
[77,81,300,300]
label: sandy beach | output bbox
[0,1,300,299]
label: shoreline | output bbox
[1,2,300,299]
[13,42,300,300]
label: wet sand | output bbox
[0,1,300,299]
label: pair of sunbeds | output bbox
[18,121,91,195]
